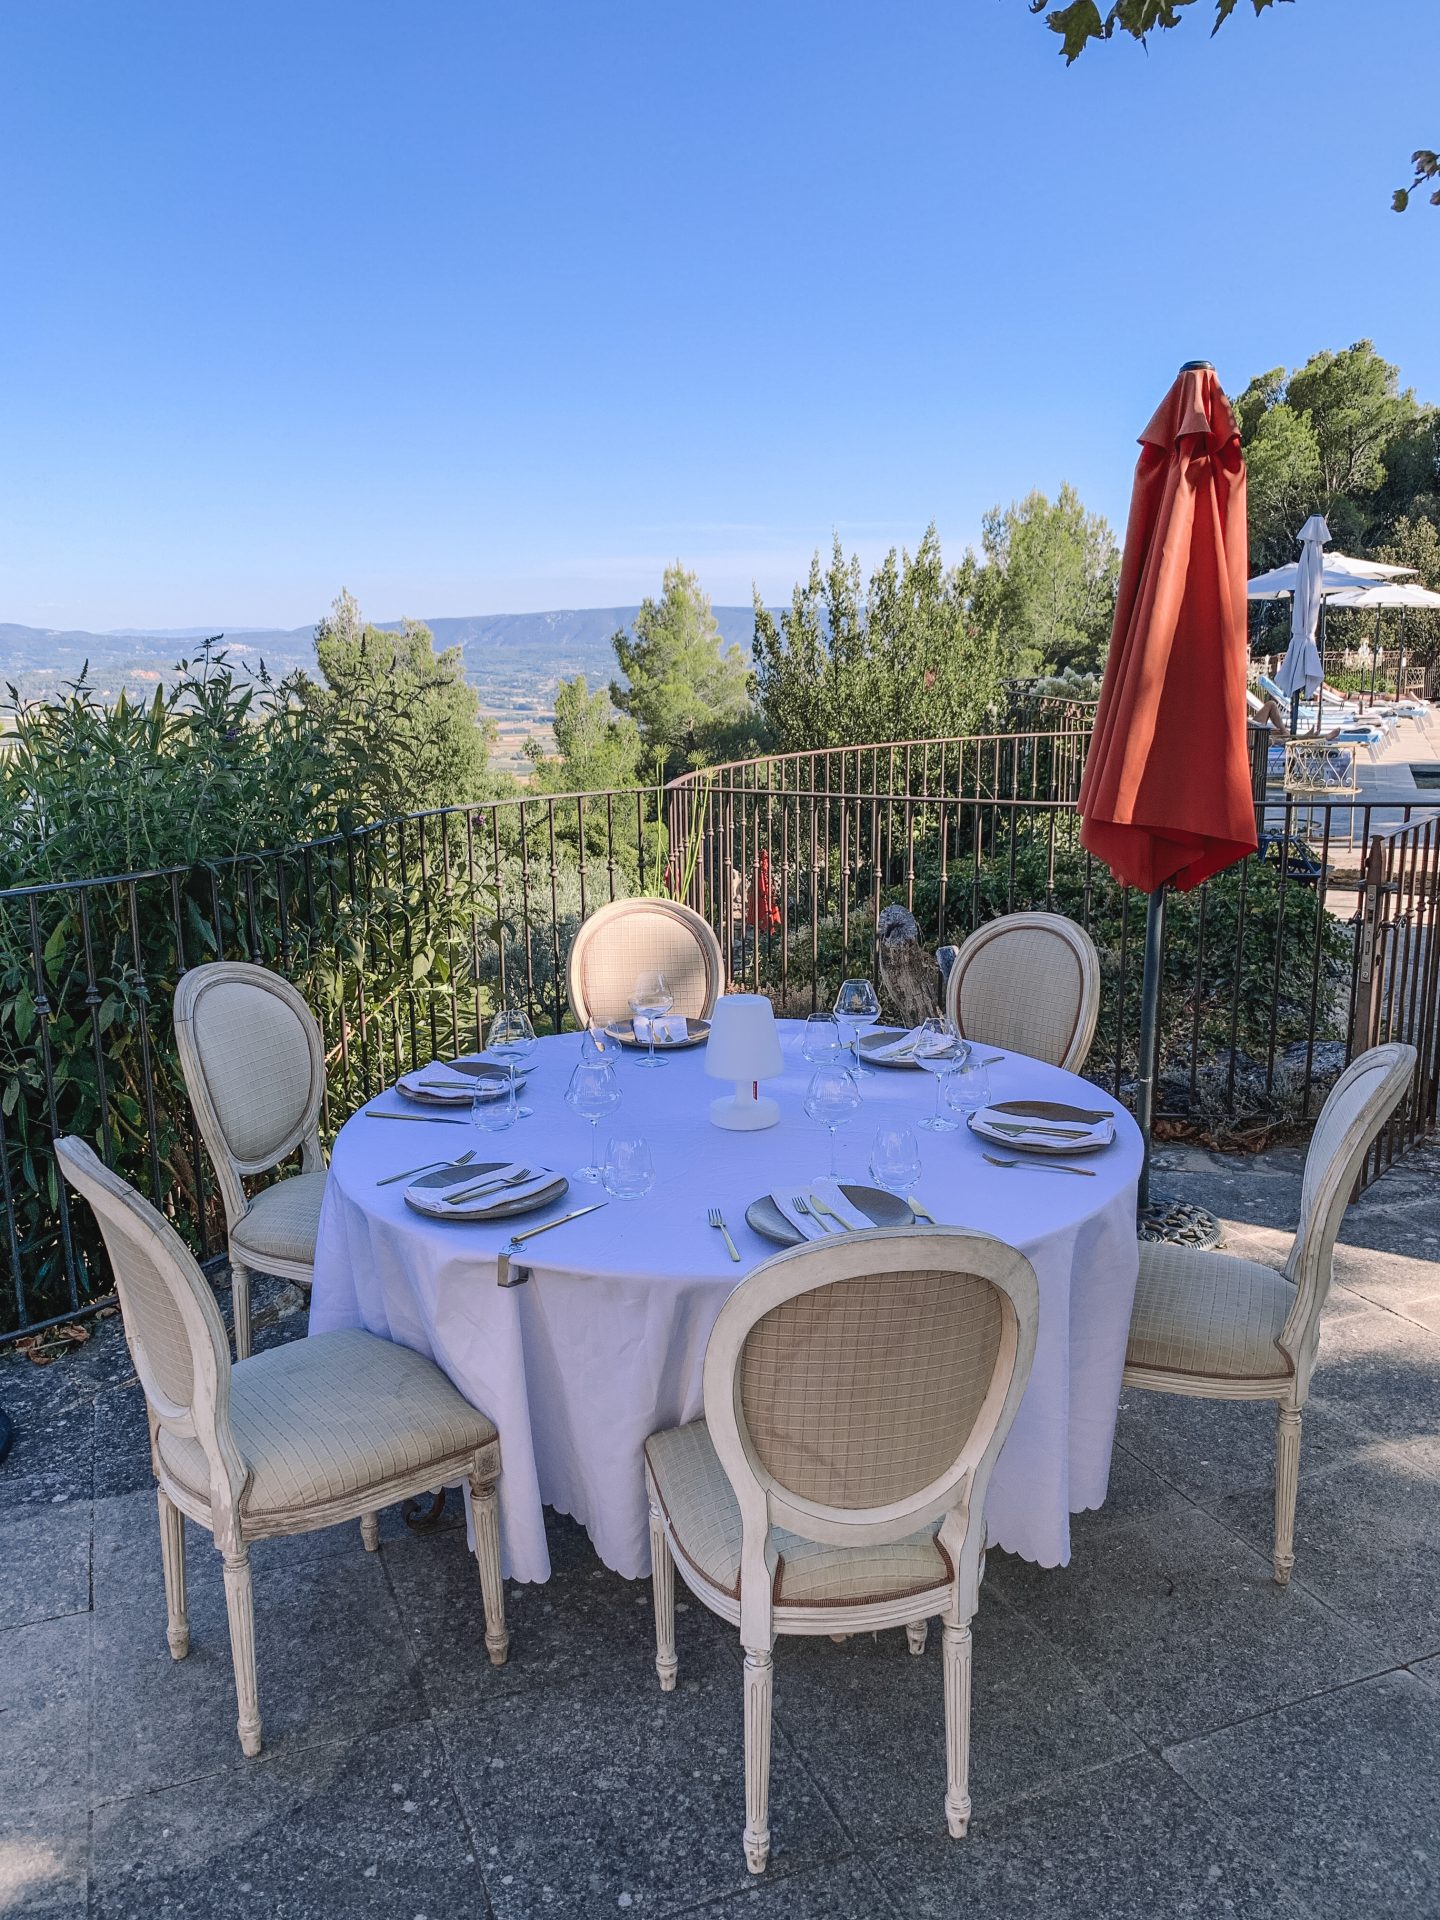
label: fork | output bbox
[376,1148,476,1188]
[981,1152,1095,1179]
[806,1193,854,1232]
[444,1168,539,1207]
[707,1207,740,1262]
[793,1196,836,1235]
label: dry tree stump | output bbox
[876,904,941,1027]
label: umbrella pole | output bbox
[1136,884,1166,1213]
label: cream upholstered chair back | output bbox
[174,962,326,1230]
[55,1136,244,1505]
[702,1229,1038,1639]
[1280,1043,1415,1383]
[566,897,724,1030]
[943,912,1101,1072]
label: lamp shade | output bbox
[704,995,783,1083]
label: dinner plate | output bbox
[854,1028,951,1070]
[746,1183,913,1247]
[396,1062,526,1106]
[966,1107,1113,1156]
[604,1016,711,1050]
[403,1160,568,1220]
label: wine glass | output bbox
[488,1007,537,1117]
[801,1012,842,1065]
[602,1134,655,1200]
[834,978,881,1074]
[628,970,674,1071]
[944,1056,991,1132]
[869,1124,922,1197]
[912,1015,966,1132]
[566,1060,621,1182]
[804,1065,861,1178]
[471,1072,517,1135]
[579,1023,611,1065]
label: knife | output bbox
[496,1201,608,1287]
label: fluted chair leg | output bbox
[157,1488,189,1659]
[648,1503,678,1691]
[943,1620,974,1838]
[222,1546,263,1756]
[742,1647,774,1873]
[1274,1405,1302,1587]
[469,1474,509,1667]
[229,1261,252,1363]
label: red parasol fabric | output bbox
[1079,365,1256,892]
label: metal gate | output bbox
[1352,812,1440,1186]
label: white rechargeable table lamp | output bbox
[704,994,784,1131]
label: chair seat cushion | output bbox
[1126,1244,1296,1382]
[645,1420,951,1610]
[158,1328,498,1517]
[230,1170,327,1272]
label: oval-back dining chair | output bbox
[644,1226,1039,1871]
[943,911,1101,1072]
[174,962,328,1360]
[566,897,724,1031]
[55,1135,508,1760]
[1124,1041,1415,1587]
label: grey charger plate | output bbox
[403,1159,568,1221]
[746,1184,913,1247]
[856,1029,924,1069]
[397,1062,528,1106]
[604,1016,711,1050]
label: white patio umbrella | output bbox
[1327,580,1440,702]
[1274,514,1329,708]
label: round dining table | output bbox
[309,1021,1143,1584]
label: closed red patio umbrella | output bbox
[1079,362,1256,1212]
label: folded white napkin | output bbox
[772,1178,875,1240]
[969,1107,1112,1151]
[867,1026,925,1062]
[406,1160,558,1214]
[633,1014,688,1043]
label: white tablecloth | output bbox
[310,1022,1142,1582]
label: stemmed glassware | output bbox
[566,1059,622,1182]
[804,1065,862,1178]
[801,1012,842,1066]
[834,978,881,1074]
[912,1015,966,1132]
[488,1007,536,1118]
[629,970,674,1070]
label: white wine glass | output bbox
[566,1060,622,1182]
[488,1007,537,1118]
[912,1015,966,1132]
[834,978,881,1074]
[804,1065,861,1178]
[628,971,674,1071]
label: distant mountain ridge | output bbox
[0,606,759,708]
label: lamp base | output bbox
[710,1091,780,1131]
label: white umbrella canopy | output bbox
[1246,551,1417,598]
[1274,513,1329,699]
[1325,581,1440,610]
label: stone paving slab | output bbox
[1,1155,1438,1918]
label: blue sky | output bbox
[2,0,1436,631]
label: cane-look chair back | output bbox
[646,1228,1038,1871]
[944,911,1100,1072]
[56,1135,509,1760]
[566,897,723,1030]
[174,962,329,1358]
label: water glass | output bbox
[471,1073,518,1134]
[944,1057,991,1130]
[869,1125,922,1197]
[602,1134,655,1200]
[488,1007,537,1117]
[804,1065,862,1178]
[800,1012,842,1065]
[834,978,881,1073]
[628,970,674,1070]
[566,1060,622,1182]
[912,1015,966,1132]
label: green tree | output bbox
[610,564,754,774]
[752,527,1004,751]
[1034,3,1434,213]
[1377,515,1440,692]
[972,485,1120,678]
[526,673,643,792]
[300,591,497,821]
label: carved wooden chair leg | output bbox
[648,1502,678,1691]
[1274,1403,1302,1588]
[359,1512,380,1552]
[229,1260,252,1363]
[157,1488,189,1659]
[942,1618,974,1838]
[468,1472,509,1667]
[742,1647,774,1873]
[906,1620,929,1656]
[221,1545,263,1756]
